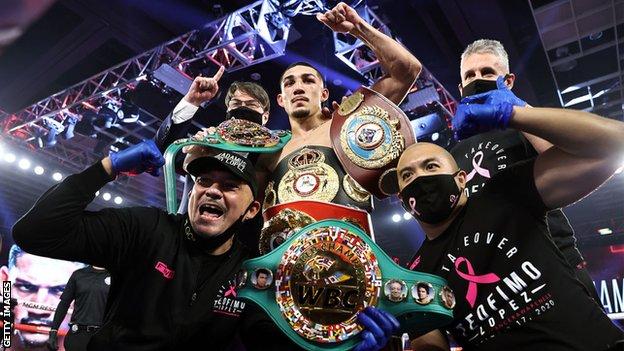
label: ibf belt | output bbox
[277,148,340,203]
[163,118,290,213]
[330,87,416,199]
[237,220,454,351]
[259,201,373,255]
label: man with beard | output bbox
[12,139,399,350]
[0,245,83,351]
[254,2,421,242]
[446,38,599,302]
[387,93,624,349]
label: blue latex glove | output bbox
[353,307,400,351]
[452,102,515,141]
[460,76,527,107]
[109,139,165,177]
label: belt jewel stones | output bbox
[276,224,381,343]
[338,91,364,116]
[218,118,281,147]
[278,148,339,203]
[340,105,405,169]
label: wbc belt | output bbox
[330,86,416,199]
[260,200,373,255]
[163,118,291,213]
[238,220,454,351]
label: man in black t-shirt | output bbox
[386,95,624,349]
[47,266,110,351]
[447,39,598,303]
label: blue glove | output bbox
[460,76,527,107]
[109,139,165,177]
[452,102,514,141]
[353,307,400,351]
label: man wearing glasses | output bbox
[154,67,272,215]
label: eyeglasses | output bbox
[228,99,263,110]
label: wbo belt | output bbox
[237,219,454,351]
[260,200,373,255]
[330,86,416,199]
[164,118,291,213]
[70,324,100,333]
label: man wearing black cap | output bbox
[12,140,287,350]
[13,140,399,351]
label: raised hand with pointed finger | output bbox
[184,66,225,106]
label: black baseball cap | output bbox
[186,150,258,197]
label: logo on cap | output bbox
[215,152,247,172]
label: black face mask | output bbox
[399,171,462,224]
[226,106,264,125]
[461,79,499,98]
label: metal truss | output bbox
[177,0,290,74]
[333,5,389,84]
[2,0,290,168]
[333,5,457,116]
[3,30,198,141]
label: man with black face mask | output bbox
[444,39,600,304]
[382,88,624,349]
[154,65,271,206]
[11,140,298,350]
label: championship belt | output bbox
[330,87,416,199]
[164,118,291,213]
[238,220,454,351]
[259,200,372,255]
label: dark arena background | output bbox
[0,0,622,350]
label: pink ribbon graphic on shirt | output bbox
[465,151,491,182]
[454,257,500,308]
[225,284,237,298]
[408,197,420,216]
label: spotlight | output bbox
[95,191,100,196]
[598,228,613,235]
[392,214,401,223]
[4,153,16,163]
[34,166,44,175]
[75,110,98,137]
[52,172,63,181]
[42,118,62,147]
[120,102,140,124]
[114,196,123,204]
[431,132,439,141]
[102,192,111,201]
[403,212,411,221]
[62,115,78,140]
[18,159,31,170]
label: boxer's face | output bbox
[418,287,428,299]
[188,168,259,239]
[390,282,402,298]
[256,273,268,288]
[277,65,328,120]
[0,254,79,347]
